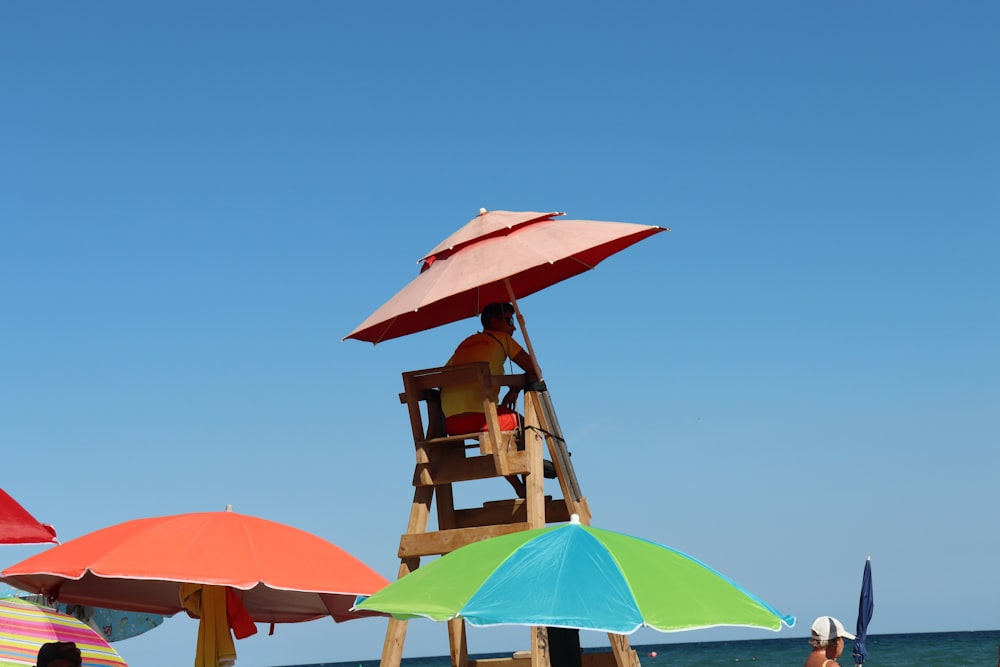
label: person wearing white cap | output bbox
[804,616,856,667]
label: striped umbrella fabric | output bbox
[0,598,127,667]
[0,585,164,644]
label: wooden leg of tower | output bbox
[531,626,552,667]
[381,479,437,667]
[523,394,545,528]
[447,618,468,667]
[380,617,408,667]
[404,485,434,557]
[380,550,424,667]
[608,634,641,667]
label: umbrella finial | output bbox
[569,514,581,524]
[479,208,487,215]
[225,504,233,512]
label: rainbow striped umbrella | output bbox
[0,598,127,667]
[0,585,164,643]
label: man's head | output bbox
[480,302,515,332]
[37,641,82,667]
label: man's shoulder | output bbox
[457,331,490,345]
[482,330,515,343]
[451,332,493,354]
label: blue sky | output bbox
[2,2,998,666]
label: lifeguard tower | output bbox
[377,362,641,667]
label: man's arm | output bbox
[498,348,540,410]
[512,349,540,381]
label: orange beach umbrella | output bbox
[0,507,388,624]
[2,508,390,667]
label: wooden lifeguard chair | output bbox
[377,362,640,667]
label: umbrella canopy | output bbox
[0,489,57,545]
[0,508,389,624]
[345,209,666,344]
[355,515,794,635]
[0,585,164,643]
[82,606,164,643]
[852,557,874,666]
[0,597,127,667]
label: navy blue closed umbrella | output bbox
[853,557,874,666]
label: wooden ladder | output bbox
[377,363,640,667]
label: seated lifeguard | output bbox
[441,302,539,435]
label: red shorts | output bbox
[445,409,521,435]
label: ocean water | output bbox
[284,631,1000,667]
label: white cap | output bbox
[811,616,855,641]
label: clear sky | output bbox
[2,2,998,667]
